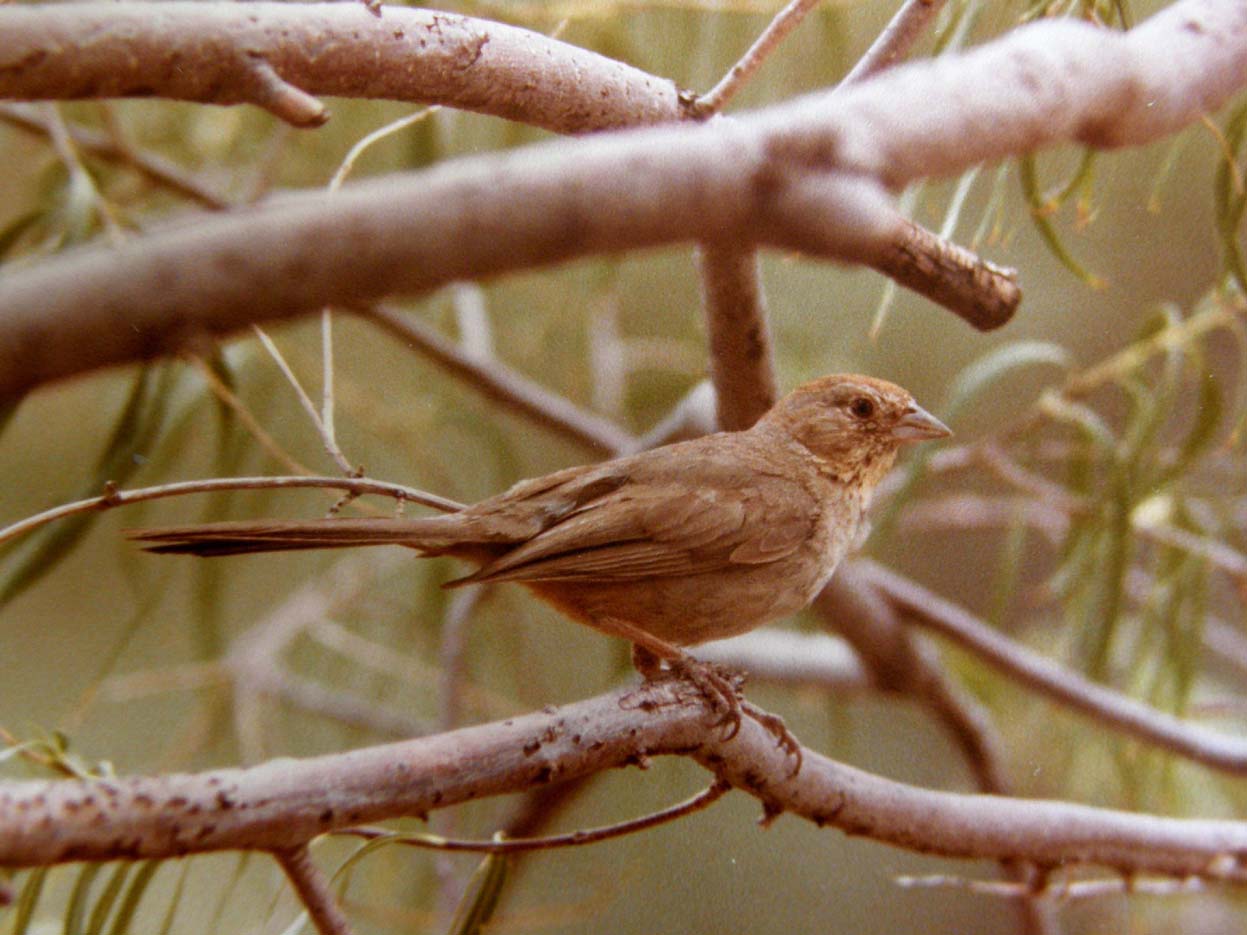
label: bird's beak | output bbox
[891,403,952,442]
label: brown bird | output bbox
[132,374,948,758]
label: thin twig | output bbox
[328,107,441,192]
[839,0,949,86]
[187,354,314,476]
[0,475,463,548]
[438,586,487,731]
[319,107,445,461]
[362,304,636,457]
[896,873,1212,900]
[335,780,731,854]
[693,0,823,116]
[39,103,126,244]
[250,326,356,475]
[0,103,229,209]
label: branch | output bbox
[5,683,1247,881]
[0,3,683,132]
[873,219,1020,331]
[859,559,1247,775]
[361,305,636,457]
[693,0,823,118]
[0,103,231,210]
[815,566,1012,795]
[3,1,1239,401]
[2,2,1237,398]
[275,846,356,935]
[0,475,462,549]
[696,246,778,430]
[0,126,898,401]
[694,631,870,692]
[839,0,948,86]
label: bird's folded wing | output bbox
[453,477,816,585]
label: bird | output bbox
[131,374,949,763]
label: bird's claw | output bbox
[631,643,803,775]
[668,659,803,775]
[667,656,745,740]
[741,700,803,777]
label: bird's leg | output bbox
[604,618,744,739]
[613,622,803,775]
[629,642,747,736]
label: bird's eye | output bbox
[849,396,875,420]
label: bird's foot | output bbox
[630,643,802,774]
[630,642,744,738]
[666,655,747,741]
[741,700,803,778]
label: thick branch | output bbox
[1,0,1244,399]
[4,683,1247,881]
[0,4,683,132]
[0,130,898,402]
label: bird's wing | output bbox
[452,468,818,585]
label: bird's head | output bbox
[759,374,950,488]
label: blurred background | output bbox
[2,0,1245,932]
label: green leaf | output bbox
[987,511,1029,630]
[155,861,191,935]
[970,162,1010,252]
[1019,154,1105,288]
[1214,100,1247,293]
[1159,368,1224,486]
[330,833,403,897]
[65,864,103,935]
[447,839,510,935]
[1037,391,1117,453]
[1082,474,1133,680]
[945,340,1073,421]
[207,853,252,935]
[106,860,160,935]
[10,867,48,935]
[0,364,174,610]
[86,863,132,935]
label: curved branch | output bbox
[0,131,899,402]
[0,3,683,133]
[1,0,1243,398]
[4,683,1247,881]
[860,559,1247,776]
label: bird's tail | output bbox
[128,516,466,558]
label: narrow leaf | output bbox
[11,868,48,935]
[86,862,132,935]
[106,860,160,935]
[65,864,103,935]
[945,340,1072,420]
[447,839,510,935]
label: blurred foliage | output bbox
[2,0,1247,933]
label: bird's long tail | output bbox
[128,516,467,558]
